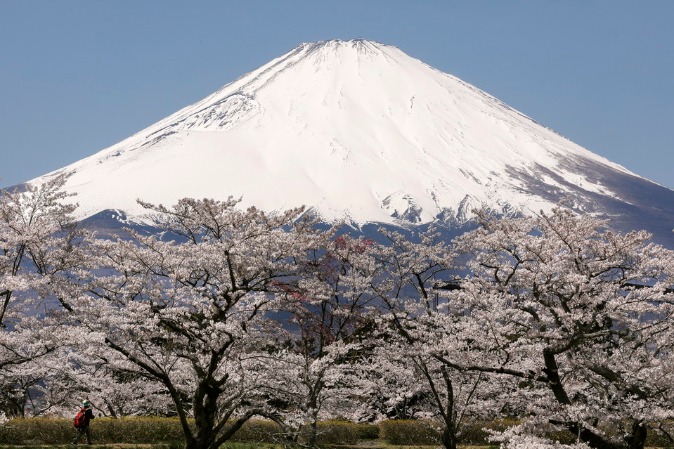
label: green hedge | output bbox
[0,417,184,445]
[229,419,360,445]
[379,419,441,445]
[2,416,671,447]
[310,421,359,445]
[228,420,281,443]
[378,418,674,447]
[456,419,518,445]
[354,423,379,440]
[0,418,360,446]
[0,418,72,445]
[93,417,184,443]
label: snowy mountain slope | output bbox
[28,39,674,245]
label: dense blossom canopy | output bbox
[1,179,673,449]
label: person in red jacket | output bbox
[71,400,96,445]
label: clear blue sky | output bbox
[1,0,673,189]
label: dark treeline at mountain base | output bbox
[2,175,674,449]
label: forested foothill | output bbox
[1,175,674,449]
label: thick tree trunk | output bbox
[625,421,647,449]
[185,436,216,449]
[570,426,628,449]
[186,407,219,448]
[441,425,458,449]
[183,379,229,449]
[184,414,220,449]
[306,420,318,449]
[301,380,323,448]
[184,418,243,449]
[545,351,647,449]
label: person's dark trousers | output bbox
[71,425,91,445]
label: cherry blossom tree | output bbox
[370,226,501,449]
[0,318,64,416]
[446,208,674,449]
[4,172,674,449]
[260,233,379,447]
[347,344,434,422]
[0,175,92,417]
[40,346,177,418]
[0,174,85,326]
[74,197,329,449]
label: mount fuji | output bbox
[25,39,674,246]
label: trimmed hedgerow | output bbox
[310,420,360,445]
[0,417,183,445]
[0,446,182,449]
[354,422,379,440]
[457,419,519,445]
[378,419,441,445]
[90,417,184,443]
[229,419,361,445]
[0,418,70,444]
[0,417,359,446]
[228,419,282,443]
[2,416,671,447]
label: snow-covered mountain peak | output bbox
[295,38,387,56]
[28,40,674,243]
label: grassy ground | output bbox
[0,445,669,449]
[0,445,497,449]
